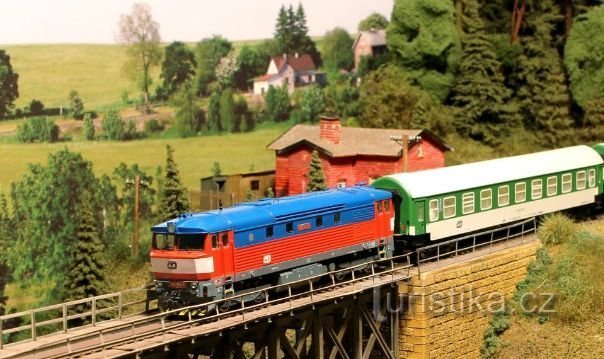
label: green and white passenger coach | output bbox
[371,145,604,243]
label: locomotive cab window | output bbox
[211,234,219,249]
[286,222,293,234]
[576,171,586,190]
[377,201,383,213]
[384,200,391,212]
[153,234,175,250]
[462,193,475,215]
[498,186,509,207]
[266,226,274,238]
[221,232,229,247]
[515,183,526,203]
[480,189,492,210]
[532,179,543,199]
[443,196,456,218]
[561,173,572,193]
[334,212,341,224]
[178,234,204,251]
[547,176,557,196]
[429,199,439,222]
[588,169,596,187]
[316,216,323,227]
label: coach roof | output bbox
[374,145,603,198]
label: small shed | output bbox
[199,170,275,210]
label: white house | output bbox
[253,53,320,95]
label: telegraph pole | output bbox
[133,175,140,256]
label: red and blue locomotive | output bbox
[150,186,394,309]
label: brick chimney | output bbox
[319,116,341,144]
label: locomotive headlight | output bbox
[190,282,198,289]
[167,222,176,233]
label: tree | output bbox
[157,41,196,100]
[102,110,125,140]
[321,28,354,71]
[449,0,518,146]
[387,0,461,102]
[215,51,239,90]
[273,4,321,66]
[63,196,107,307]
[212,161,222,177]
[194,35,233,96]
[117,2,162,109]
[324,76,361,121]
[358,12,389,31]
[83,113,95,140]
[159,145,189,221]
[235,46,268,91]
[207,91,222,132]
[264,86,290,122]
[17,116,59,143]
[173,82,204,137]
[113,163,156,225]
[9,149,104,302]
[296,85,325,123]
[564,5,604,111]
[219,89,235,132]
[0,49,19,119]
[234,96,251,132]
[28,99,44,116]
[306,150,327,192]
[69,90,84,120]
[579,97,604,142]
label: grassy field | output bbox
[0,122,291,193]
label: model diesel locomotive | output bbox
[150,145,604,309]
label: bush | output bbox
[28,99,45,116]
[264,85,290,122]
[538,213,579,246]
[83,114,95,140]
[16,116,59,143]
[101,110,125,140]
[481,311,511,359]
[144,118,164,134]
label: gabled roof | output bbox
[267,125,451,158]
[352,29,387,50]
[273,54,316,72]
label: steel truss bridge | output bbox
[0,218,537,359]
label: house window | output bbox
[515,182,526,203]
[443,196,456,219]
[429,199,439,222]
[576,171,586,190]
[462,193,475,215]
[266,226,274,238]
[250,180,260,191]
[547,176,557,196]
[480,189,492,210]
[532,179,543,200]
[337,180,346,188]
[286,222,293,234]
[561,173,572,193]
[498,186,509,207]
[316,216,323,227]
[334,212,341,224]
[588,169,596,187]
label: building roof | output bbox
[273,54,316,72]
[201,170,275,182]
[352,29,387,50]
[374,145,603,198]
[267,124,451,158]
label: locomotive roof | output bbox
[373,145,603,198]
[152,186,390,234]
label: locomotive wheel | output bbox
[253,291,266,304]
[334,270,347,282]
[218,300,232,312]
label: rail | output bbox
[416,217,537,273]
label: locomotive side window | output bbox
[211,234,219,249]
[561,173,572,193]
[384,200,390,212]
[153,234,175,250]
[515,182,526,203]
[531,179,543,199]
[178,234,204,250]
[266,226,274,238]
[316,216,323,227]
[443,196,456,219]
[547,176,557,196]
[462,193,474,214]
[498,186,509,207]
[221,233,229,247]
[576,171,586,190]
[480,189,492,210]
[588,169,596,187]
[377,201,382,212]
[428,199,439,222]
[334,212,341,224]
[286,222,294,234]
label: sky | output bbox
[0,0,394,45]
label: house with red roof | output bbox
[267,117,452,196]
[253,53,324,95]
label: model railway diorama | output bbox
[149,145,604,310]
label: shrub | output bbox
[16,116,59,143]
[69,90,85,120]
[264,85,290,122]
[83,114,95,140]
[144,118,164,134]
[481,311,511,359]
[101,110,125,140]
[28,99,45,116]
[538,213,579,246]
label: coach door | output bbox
[375,200,390,257]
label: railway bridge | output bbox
[0,219,540,359]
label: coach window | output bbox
[561,173,572,193]
[266,226,274,238]
[576,171,586,190]
[286,222,294,234]
[211,234,219,249]
[531,179,542,199]
[443,196,456,219]
[515,182,526,203]
[429,199,439,222]
[547,176,557,196]
[480,189,492,210]
[316,216,323,227]
[334,212,341,224]
[221,232,229,247]
[588,169,596,187]
[498,186,509,206]
[462,193,475,215]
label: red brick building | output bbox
[267,117,452,196]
